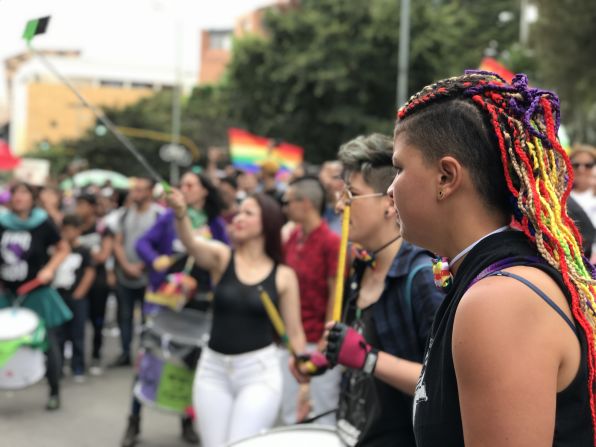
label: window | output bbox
[209,31,232,50]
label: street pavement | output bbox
[0,296,195,447]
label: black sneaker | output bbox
[109,353,132,368]
[181,416,199,444]
[46,395,60,411]
[121,415,140,447]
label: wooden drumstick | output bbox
[258,286,317,374]
[16,278,43,297]
[332,203,351,322]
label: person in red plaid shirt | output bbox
[281,176,342,426]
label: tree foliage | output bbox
[225,0,524,162]
[55,0,595,173]
[534,0,596,143]
[63,90,174,177]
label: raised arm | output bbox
[166,188,230,278]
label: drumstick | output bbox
[257,286,317,374]
[16,278,43,297]
[332,204,351,322]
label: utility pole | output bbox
[170,17,183,185]
[397,0,411,108]
[519,0,529,46]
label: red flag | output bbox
[479,57,515,83]
[0,140,21,170]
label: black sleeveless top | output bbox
[208,253,279,355]
[413,231,593,446]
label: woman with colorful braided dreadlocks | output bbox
[389,71,596,446]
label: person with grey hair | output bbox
[294,134,444,446]
[281,176,341,425]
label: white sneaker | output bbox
[89,360,103,376]
[73,374,86,384]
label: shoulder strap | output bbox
[404,263,431,338]
[404,264,430,317]
[486,270,578,336]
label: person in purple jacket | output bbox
[120,169,229,447]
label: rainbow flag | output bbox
[479,57,515,83]
[228,128,304,173]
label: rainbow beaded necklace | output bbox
[432,226,510,289]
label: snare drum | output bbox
[228,425,346,447]
[0,307,46,389]
[134,308,211,413]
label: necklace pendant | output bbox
[432,257,453,289]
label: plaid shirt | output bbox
[345,240,445,362]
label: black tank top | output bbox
[413,231,593,446]
[208,253,279,355]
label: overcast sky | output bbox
[0,0,273,114]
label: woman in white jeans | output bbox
[168,190,307,447]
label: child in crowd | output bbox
[53,213,96,381]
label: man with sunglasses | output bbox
[281,176,342,426]
[296,134,444,447]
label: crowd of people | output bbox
[1,71,596,447]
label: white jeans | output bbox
[280,345,342,426]
[193,344,282,447]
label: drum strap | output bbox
[298,408,338,424]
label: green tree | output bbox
[64,90,174,177]
[534,0,596,143]
[225,0,522,163]
[57,0,531,170]
[182,84,238,158]
[53,85,237,177]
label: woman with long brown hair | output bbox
[167,189,306,447]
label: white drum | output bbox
[228,425,346,447]
[0,307,46,390]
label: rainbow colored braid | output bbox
[397,71,596,439]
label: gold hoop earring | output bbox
[438,190,444,199]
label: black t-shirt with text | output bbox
[52,245,93,295]
[0,219,61,293]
